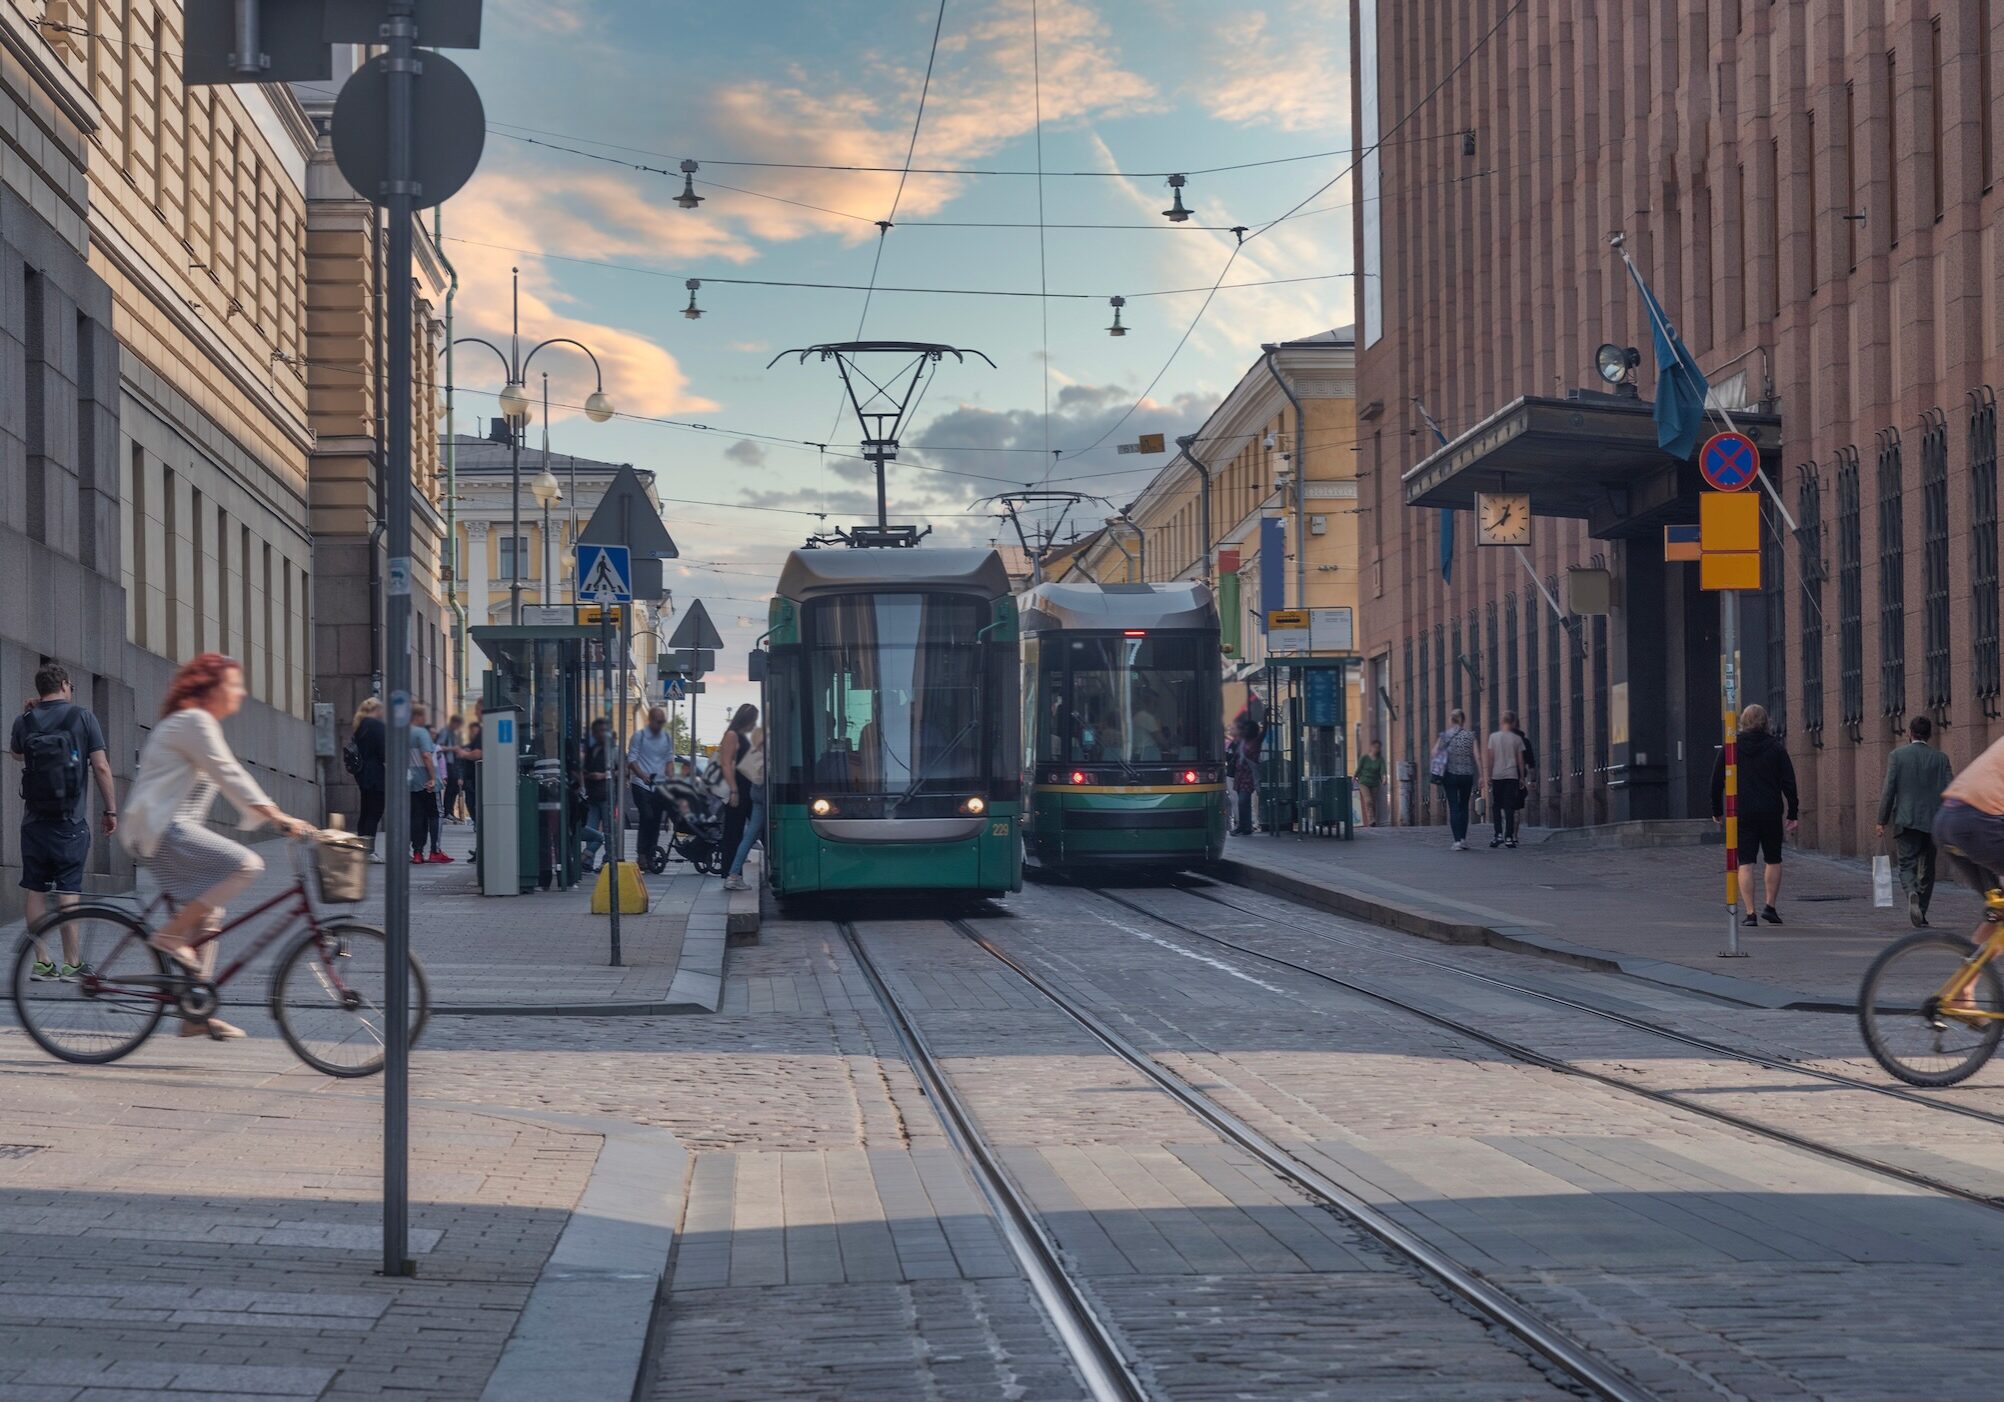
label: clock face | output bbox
[1476,492,1532,546]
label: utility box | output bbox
[1563,566,1612,616]
[480,707,523,896]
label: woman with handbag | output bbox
[725,724,766,891]
[1432,708,1480,850]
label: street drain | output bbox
[0,1144,47,1160]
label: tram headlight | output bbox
[962,796,987,814]
[809,797,835,817]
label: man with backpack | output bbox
[8,664,117,978]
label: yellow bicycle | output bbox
[1859,888,2004,1086]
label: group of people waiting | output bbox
[344,699,480,865]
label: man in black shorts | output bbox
[1934,734,2004,898]
[8,664,118,978]
[1709,702,1799,927]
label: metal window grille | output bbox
[1798,470,1826,741]
[1450,619,1463,712]
[1921,410,1951,714]
[1836,446,1865,733]
[1877,429,1907,725]
[1486,601,1501,725]
[1403,638,1416,787]
[1972,387,2001,716]
[1418,631,1431,760]
[1523,595,1540,754]
[1762,496,1788,738]
[1546,579,1563,785]
[1569,614,1586,780]
[1435,624,1446,727]
[1467,608,1481,721]
[1592,614,1610,778]
[1505,594,1520,720]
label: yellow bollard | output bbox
[591,861,649,914]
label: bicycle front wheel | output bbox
[1858,932,2004,1086]
[10,906,171,1064]
[270,922,430,1078]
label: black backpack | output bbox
[19,704,87,819]
[342,735,364,778]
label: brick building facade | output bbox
[1351,0,2004,852]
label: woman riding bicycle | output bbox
[121,653,315,1040]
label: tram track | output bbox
[838,916,1659,1402]
[1078,883,2004,1214]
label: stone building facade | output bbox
[1351,0,2004,849]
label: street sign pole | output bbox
[1721,587,1744,958]
[602,603,620,966]
[381,0,416,1279]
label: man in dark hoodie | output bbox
[1710,703,1799,927]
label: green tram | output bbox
[762,548,1023,901]
[1020,581,1226,873]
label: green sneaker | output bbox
[58,961,93,983]
[29,959,59,981]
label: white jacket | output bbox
[120,709,275,860]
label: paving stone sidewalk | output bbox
[1224,823,1981,1007]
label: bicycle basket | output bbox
[313,832,370,903]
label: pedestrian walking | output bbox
[9,664,118,980]
[120,652,315,1039]
[1934,734,2004,900]
[718,704,758,890]
[1877,715,1954,927]
[1353,739,1385,828]
[1228,712,1262,835]
[627,706,676,867]
[1709,703,1799,926]
[578,716,616,872]
[406,703,442,865]
[427,718,451,859]
[1431,708,1480,850]
[439,714,466,822]
[725,723,766,891]
[346,697,387,862]
[1486,712,1528,849]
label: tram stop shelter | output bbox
[471,623,606,895]
[1403,391,1784,822]
[1258,654,1355,839]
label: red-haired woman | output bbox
[121,653,314,1039]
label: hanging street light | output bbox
[498,378,532,426]
[1161,173,1191,223]
[676,159,704,211]
[683,279,704,320]
[530,468,563,606]
[1106,296,1127,337]
[583,390,615,422]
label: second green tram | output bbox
[1020,581,1226,873]
[762,547,1023,900]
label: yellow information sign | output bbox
[1700,491,1761,552]
[1700,552,1761,591]
[1266,609,1310,629]
[1136,432,1166,454]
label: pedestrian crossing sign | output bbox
[577,544,632,603]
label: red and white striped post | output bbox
[1720,588,1747,957]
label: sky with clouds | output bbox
[447,0,1355,725]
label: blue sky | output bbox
[447,0,1354,724]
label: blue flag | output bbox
[1414,401,1454,583]
[1258,516,1285,627]
[1624,259,1710,461]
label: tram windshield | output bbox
[1044,634,1215,765]
[804,593,986,796]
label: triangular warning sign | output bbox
[579,464,677,559]
[668,598,724,650]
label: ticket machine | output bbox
[472,623,597,895]
[479,706,523,896]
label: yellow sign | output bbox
[1136,432,1166,454]
[579,605,625,625]
[1700,552,1761,591]
[1267,609,1310,629]
[1700,491,1761,552]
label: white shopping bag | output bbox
[1872,854,1894,908]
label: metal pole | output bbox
[875,461,888,532]
[230,0,261,75]
[604,608,621,966]
[1177,435,1214,593]
[508,270,523,624]
[1260,348,1307,612]
[1720,587,1746,957]
[541,499,553,606]
[380,0,417,1279]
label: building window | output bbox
[1800,472,1826,741]
[1436,623,1447,723]
[1592,615,1610,779]
[1973,388,2002,716]
[1418,631,1432,764]
[1887,51,1901,250]
[1403,638,1416,787]
[1485,601,1500,727]
[1877,430,1906,724]
[1450,618,1464,712]
[1837,446,1865,733]
[1569,614,1586,781]
[1983,0,1997,192]
[1504,595,1520,720]
[498,534,531,579]
[1763,497,1787,738]
[1523,595,1540,753]
[1931,18,1946,223]
[1546,580,1563,787]
[1921,410,1951,715]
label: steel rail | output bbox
[1081,887,2004,1213]
[942,918,1660,1402]
[833,921,1146,1402]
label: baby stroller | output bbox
[643,775,727,875]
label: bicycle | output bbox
[8,832,428,1078]
[1858,887,2004,1086]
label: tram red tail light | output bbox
[1181,769,1200,784]
[1069,770,1090,785]
[1122,629,1147,637]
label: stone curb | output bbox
[429,1102,689,1402]
[1212,855,1832,1011]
